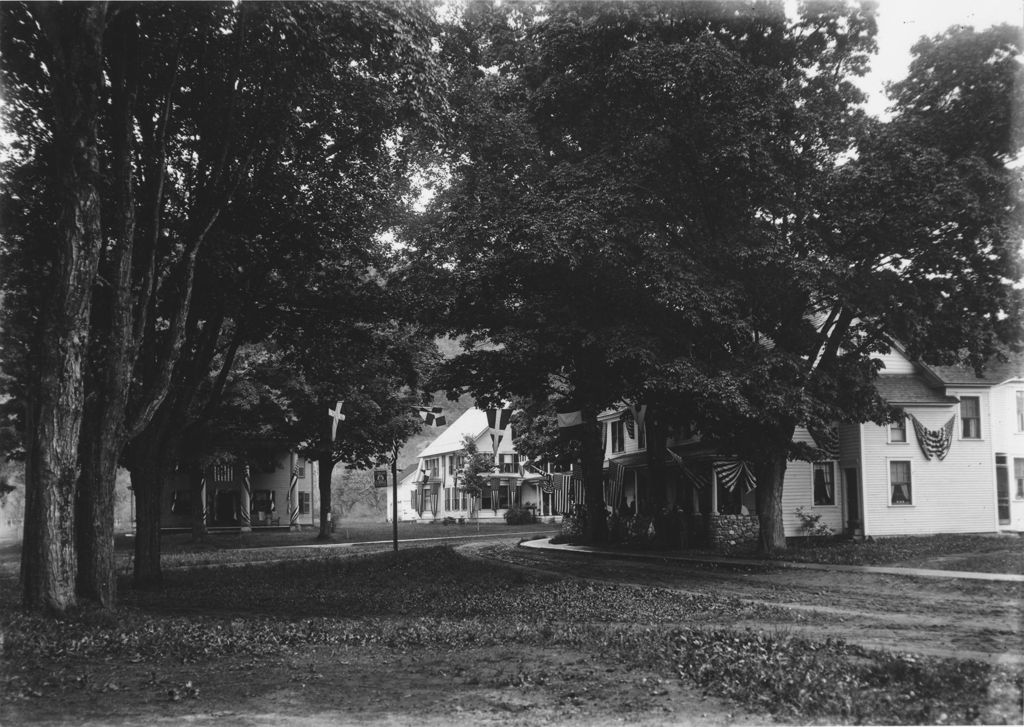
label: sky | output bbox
[858,0,1023,117]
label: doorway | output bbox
[996,454,1010,524]
[214,490,240,525]
[843,467,861,535]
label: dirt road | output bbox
[469,540,1024,666]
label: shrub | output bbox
[504,505,538,526]
[795,506,833,541]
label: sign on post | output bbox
[373,469,389,488]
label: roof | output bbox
[417,408,489,459]
[873,374,960,406]
[397,462,420,481]
[924,352,1024,386]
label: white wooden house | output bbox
[386,408,563,523]
[163,449,320,531]
[596,347,1024,543]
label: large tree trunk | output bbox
[75,408,119,608]
[754,422,796,554]
[130,455,165,588]
[21,3,108,616]
[580,416,607,544]
[645,413,668,507]
[317,454,334,540]
[74,7,141,610]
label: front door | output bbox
[215,490,240,525]
[996,455,1010,524]
[843,467,861,535]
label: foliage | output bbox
[455,435,493,500]
[794,506,833,541]
[1,545,1019,724]
[502,505,537,526]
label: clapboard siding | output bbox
[990,380,1024,530]
[875,349,916,374]
[781,427,844,536]
[860,396,996,536]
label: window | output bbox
[638,421,647,450]
[889,417,907,443]
[298,492,310,515]
[423,458,439,478]
[297,462,305,479]
[252,490,274,514]
[813,462,836,506]
[1017,391,1023,432]
[499,453,519,474]
[960,396,981,439]
[890,460,912,505]
[1015,458,1024,500]
[499,479,510,508]
[170,489,192,515]
[611,421,625,453]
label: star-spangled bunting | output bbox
[909,414,955,460]
[809,425,840,459]
[487,408,512,463]
[414,406,446,428]
[327,401,345,442]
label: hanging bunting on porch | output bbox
[713,460,757,493]
[430,481,441,517]
[199,475,208,523]
[487,408,512,464]
[508,478,519,508]
[607,461,626,510]
[809,425,840,459]
[909,414,955,460]
[414,406,446,427]
[490,481,500,513]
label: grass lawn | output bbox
[2,545,1021,725]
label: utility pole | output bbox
[391,440,399,551]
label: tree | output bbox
[2,1,449,604]
[409,1,873,542]
[1,3,108,614]
[411,3,1021,554]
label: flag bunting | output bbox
[809,425,840,459]
[713,460,757,493]
[909,414,955,460]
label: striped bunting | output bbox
[909,414,955,461]
[713,460,757,493]
[809,425,840,459]
[667,447,708,490]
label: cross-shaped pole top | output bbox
[328,400,345,441]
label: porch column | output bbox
[240,464,252,532]
[288,453,300,531]
[199,473,208,525]
[710,465,718,514]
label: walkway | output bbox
[520,537,1024,583]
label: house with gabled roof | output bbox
[598,347,1024,543]
[386,408,562,523]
